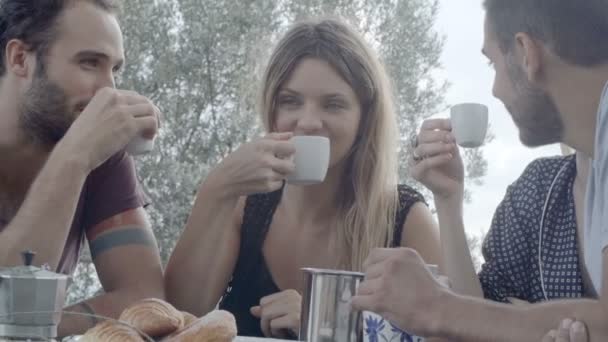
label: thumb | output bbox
[349,295,373,313]
[266,132,293,141]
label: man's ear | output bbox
[5,39,35,78]
[514,32,544,84]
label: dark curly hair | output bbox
[484,0,608,67]
[0,0,119,75]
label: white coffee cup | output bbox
[363,311,425,342]
[450,103,489,148]
[126,135,155,156]
[286,135,330,185]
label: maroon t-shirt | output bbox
[54,151,147,274]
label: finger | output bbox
[258,302,296,338]
[114,89,150,103]
[124,103,160,138]
[269,314,300,338]
[420,119,452,132]
[134,116,159,139]
[270,158,296,176]
[556,319,573,342]
[260,289,300,308]
[120,103,158,119]
[263,180,285,193]
[260,303,295,321]
[570,321,588,342]
[250,306,262,318]
[266,132,294,141]
[260,312,272,337]
[115,91,150,106]
[541,330,556,342]
[260,291,289,307]
[414,142,456,159]
[152,103,163,130]
[271,140,297,157]
[363,262,385,281]
[417,130,455,144]
[350,294,376,312]
[410,154,454,177]
[259,301,300,324]
[356,278,381,296]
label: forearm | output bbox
[165,178,240,315]
[435,197,483,297]
[0,147,88,269]
[58,286,164,337]
[437,292,608,342]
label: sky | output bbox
[433,0,562,242]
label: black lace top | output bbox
[219,184,426,338]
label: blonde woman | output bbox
[165,18,441,339]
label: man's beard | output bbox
[18,64,77,148]
[505,54,565,147]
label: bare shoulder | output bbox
[402,202,436,235]
[401,202,440,265]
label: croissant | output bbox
[80,321,144,341]
[164,310,237,342]
[119,298,184,337]
[181,311,198,327]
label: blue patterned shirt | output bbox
[479,154,589,302]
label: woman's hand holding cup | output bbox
[206,132,296,199]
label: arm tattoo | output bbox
[89,227,156,260]
[77,302,99,327]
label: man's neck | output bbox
[575,152,591,190]
[0,81,24,146]
[553,65,608,158]
[0,145,49,196]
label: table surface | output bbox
[234,337,294,342]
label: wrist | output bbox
[434,193,463,214]
[48,145,91,178]
[200,169,238,201]
[52,139,94,174]
[430,289,459,339]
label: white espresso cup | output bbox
[126,135,155,156]
[449,103,489,148]
[286,135,330,185]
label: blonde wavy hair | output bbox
[259,17,399,271]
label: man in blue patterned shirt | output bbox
[352,0,608,341]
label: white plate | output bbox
[234,337,294,342]
[66,334,293,341]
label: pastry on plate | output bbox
[163,310,237,342]
[119,298,184,337]
[80,321,144,341]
